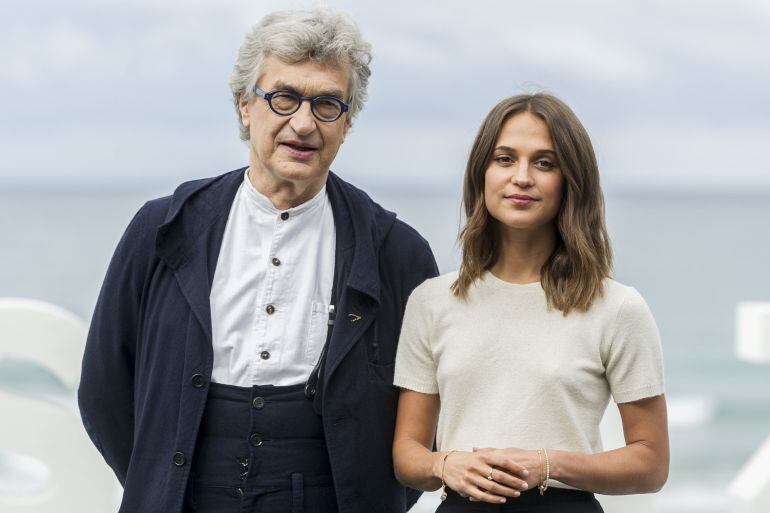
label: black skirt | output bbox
[437,487,605,513]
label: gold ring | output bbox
[487,468,494,481]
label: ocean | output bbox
[1,184,769,511]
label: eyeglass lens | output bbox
[269,92,342,121]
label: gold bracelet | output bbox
[537,449,544,486]
[538,448,550,495]
[440,450,456,501]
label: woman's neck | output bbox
[490,223,558,284]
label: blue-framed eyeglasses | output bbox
[254,86,349,122]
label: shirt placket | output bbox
[251,211,290,384]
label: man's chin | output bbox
[271,163,329,184]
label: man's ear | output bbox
[340,119,350,144]
[239,96,251,128]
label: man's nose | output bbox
[288,101,317,136]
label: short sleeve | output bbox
[393,283,439,394]
[604,288,665,404]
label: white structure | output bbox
[735,302,770,364]
[729,302,770,513]
[0,298,121,513]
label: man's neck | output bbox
[246,167,327,210]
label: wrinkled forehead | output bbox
[258,54,352,99]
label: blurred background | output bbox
[2,0,770,512]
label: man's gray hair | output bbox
[229,7,373,140]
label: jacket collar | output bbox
[155,167,396,336]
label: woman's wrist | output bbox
[546,449,561,481]
[431,451,448,479]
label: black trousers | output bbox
[437,488,605,513]
[183,382,337,513]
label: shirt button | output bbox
[249,433,263,447]
[271,257,281,266]
[252,396,265,409]
[260,351,270,360]
[280,212,289,220]
[191,374,206,388]
[172,451,186,466]
[265,304,275,315]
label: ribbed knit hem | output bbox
[613,383,665,404]
[393,377,439,395]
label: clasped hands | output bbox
[441,447,541,504]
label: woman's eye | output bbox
[494,155,513,164]
[536,159,556,170]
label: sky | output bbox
[1,0,770,194]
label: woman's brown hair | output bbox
[451,93,612,314]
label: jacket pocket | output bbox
[366,361,396,385]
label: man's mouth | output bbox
[279,141,319,159]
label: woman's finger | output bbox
[479,452,530,479]
[468,472,522,498]
[481,465,529,492]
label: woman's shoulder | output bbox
[411,271,459,299]
[599,278,653,320]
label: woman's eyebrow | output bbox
[494,146,557,156]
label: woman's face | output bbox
[484,111,564,233]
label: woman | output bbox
[392,93,668,512]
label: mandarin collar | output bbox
[242,169,327,219]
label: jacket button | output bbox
[172,451,186,466]
[252,396,265,409]
[271,257,281,266]
[191,374,206,388]
[280,212,289,220]
[265,304,275,315]
[249,433,263,447]
[260,351,270,360]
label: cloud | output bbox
[1,0,770,192]
[0,23,97,84]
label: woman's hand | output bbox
[472,447,544,490]
[439,449,530,504]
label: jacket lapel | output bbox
[155,169,244,342]
[323,172,396,382]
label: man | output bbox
[78,8,437,513]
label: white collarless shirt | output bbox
[209,171,336,386]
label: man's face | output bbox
[240,55,351,191]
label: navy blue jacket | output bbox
[78,168,438,513]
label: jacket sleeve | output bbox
[77,200,162,485]
[386,220,439,305]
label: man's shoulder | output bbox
[385,217,432,255]
[137,168,245,225]
[328,172,430,253]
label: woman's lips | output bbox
[505,195,538,206]
[280,142,318,159]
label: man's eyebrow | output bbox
[272,81,345,99]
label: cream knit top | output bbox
[393,271,664,489]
